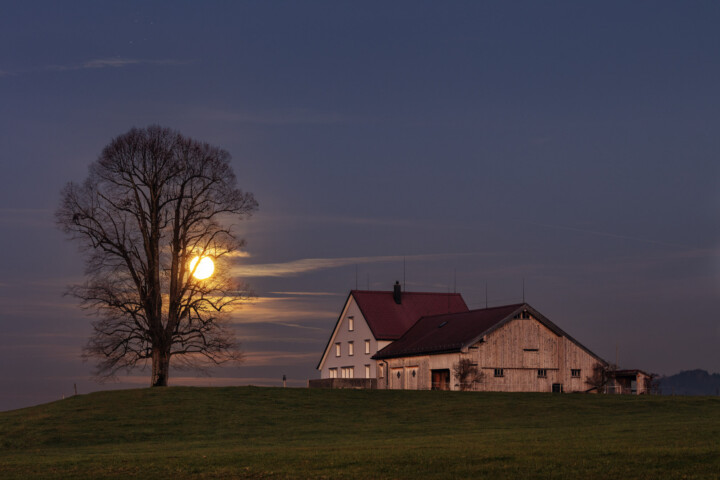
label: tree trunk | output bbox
[151,346,170,387]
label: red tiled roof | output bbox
[373,303,525,359]
[352,290,468,340]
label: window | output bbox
[348,341,354,356]
[523,348,539,352]
[494,368,504,377]
[348,316,354,331]
[341,367,354,378]
[537,369,547,378]
[571,369,581,378]
[365,365,371,378]
[379,364,385,378]
[335,343,341,357]
[365,339,371,354]
[329,368,338,378]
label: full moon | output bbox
[189,256,214,280]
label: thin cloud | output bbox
[113,375,306,387]
[0,58,190,77]
[268,291,343,296]
[232,253,476,278]
[225,250,251,258]
[241,351,318,367]
[530,221,692,250]
[231,303,336,324]
[191,107,355,126]
[0,208,53,228]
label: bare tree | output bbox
[643,373,660,395]
[57,126,258,386]
[453,358,483,391]
[585,362,614,393]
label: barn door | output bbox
[406,366,419,390]
[431,369,450,390]
[391,368,403,389]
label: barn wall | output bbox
[379,315,603,392]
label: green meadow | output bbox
[1,387,718,479]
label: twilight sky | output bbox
[1,1,719,411]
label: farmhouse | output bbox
[315,282,468,387]
[314,282,620,393]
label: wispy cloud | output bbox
[241,351,319,367]
[0,58,190,77]
[190,107,355,126]
[231,295,335,324]
[114,375,306,387]
[0,208,53,228]
[268,291,343,297]
[529,221,692,250]
[225,250,251,258]
[232,253,476,278]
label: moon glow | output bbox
[189,256,214,280]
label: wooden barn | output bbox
[372,302,607,393]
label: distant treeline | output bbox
[659,369,720,395]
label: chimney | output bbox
[393,281,402,304]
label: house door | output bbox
[431,369,450,391]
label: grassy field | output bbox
[0,387,719,479]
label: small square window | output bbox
[335,343,341,357]
[494,368,504,377]
[538,369,547,378]
[348,341,354,356]
[348,316,354,331]
[571,369,581,378]
[365,339,371,354]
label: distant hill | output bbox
[659,369,720,395]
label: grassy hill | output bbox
[1,387,719,479]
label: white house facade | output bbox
[315,282,468,385]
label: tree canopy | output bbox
[57,126,258,386]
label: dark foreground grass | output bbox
[1,387,719,479]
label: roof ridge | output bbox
[351,290,463,296]
[465,303,525,313]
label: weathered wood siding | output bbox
[379,315,601,392]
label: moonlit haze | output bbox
[0,1,719,411]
